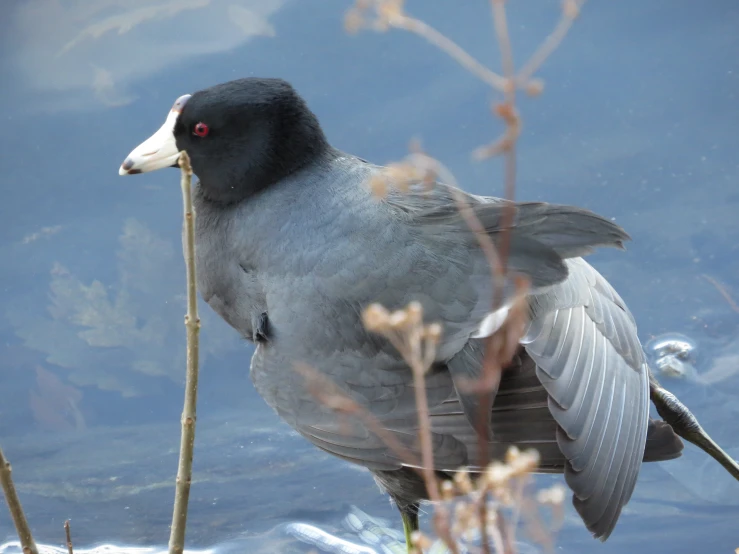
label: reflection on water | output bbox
[1,0,738,552]
[4,0,287,113]
[8,218,241,399]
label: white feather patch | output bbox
[471,305,511,338]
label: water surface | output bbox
[1,1,738,552]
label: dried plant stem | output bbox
[407,342,439,502]
[488,509,506,554]
[293,362,421,469]
[385,328,458,553]
[168,150,201,554]
[0,446,39,554]
[478,14,520,531]
[295,354,458,552]
[476,491,493,554]
[64,520,74,554]
[490,0,515,84]
[516,0,585,85]
[388,14,508,91]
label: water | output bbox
[1,0,738,552]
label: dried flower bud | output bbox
[441,479,455,501]
[368,174,388,198]
[387,161,428,193]
[425,322,443,343]
[485,461,513,488]
[507,447,540,476]
[505,445,521,465]
[525,78,545,96]
[388,309,410,329]
[563,0,580,19]
[406,301,423,325]
[454,468,473,495]
[362,303,390,331]
[410,530,432,549]
[378,0,404,25]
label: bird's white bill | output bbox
[119,94,191,176]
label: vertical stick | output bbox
[168,151,201,554]
[0,446,39,554]
[64,520,74,554]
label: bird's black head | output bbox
[119,77,330,204]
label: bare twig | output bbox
[516,0,585,85]
[0,446,39,554]
[368,304,460,553]
[293,356,458,554]
[64,520,74,554]
[293,362,421,469]
[387,14,508,92]
[168,150,202,554]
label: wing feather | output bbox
[522,258,650,539]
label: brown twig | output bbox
[387,14,508,92]
[293,356,459,554]
[516,0,585,85]
[375,306,459,553]
[0,446,39,554]
[168,150,202,554]
[64,520,74,554]
[293,362,421,469]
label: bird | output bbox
[118,77,739,550]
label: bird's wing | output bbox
[521,257,650,540]
[380,181,631,434]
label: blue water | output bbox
[1,1,738,552]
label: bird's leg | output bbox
[649,369,739,480]
[399,503,420,553]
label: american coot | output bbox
[118,77,738,549]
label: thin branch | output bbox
[64,520,74,554]
[387,14,508,92]
[490,0,516,90]
[168,150,202,554]
[400,151,505,282]
[294,354,458,553]
[516,0,585,85]
[406,329,439,503]
[0,446,39,554]
[293,362,421,469]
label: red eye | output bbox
[193,122,209,137]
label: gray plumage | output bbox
[119,77,687,543]
[194,152,679,539]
